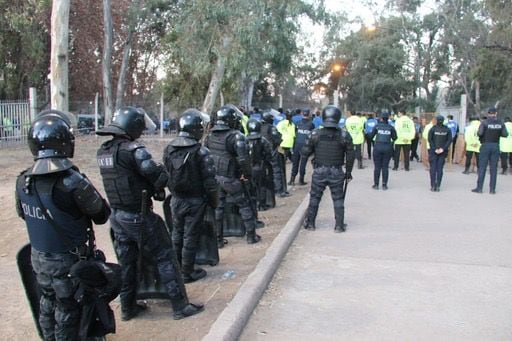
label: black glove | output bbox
[345,173,353,181]
[153,189,166,201]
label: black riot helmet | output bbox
[28,111,75,160]
[322,105,342,128]
[96,106,145,140]
[247,119,262,139]
[262,110,274,124]
[178,109,204,141]
[216,104,243,129]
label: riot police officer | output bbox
[290,109,315,186]
[247,119,274,210]
[97,106,203,320]
[472,107,509,193]
[15,110,111,340]
[163,109,218,283]
[369,111,397,190]
[205,104,261,244]
[428,115,452,192]
[301,105,355,232]
[261,111,289,197]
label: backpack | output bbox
[166,144,201,193]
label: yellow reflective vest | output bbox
[465,120,481,153]
[394,115,416,145]
[422,122,433,149]
[276,119,296,148]
[241,115,249,136]
[345,115,364,145]
[500,121,512,153]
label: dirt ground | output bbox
[0,135,308,341]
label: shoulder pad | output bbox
[134,147,152,161]
[198,146,210,157]
[62,168,86,192]
[126,141,144,151]
[232,131,247,142]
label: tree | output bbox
[50,0,70,111]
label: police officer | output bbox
[393,110,415,171]
[261,111,289,197]
[345,111,365,169]
[290,109,314,186]
[446,114,459,162]
[97,106,203,320]
[462,116,481,174]
[472,107,509,194]
[15,110,111,340]
[499,117,512,174]
[205,104,262,244]
[301,105,355,232]
[247,119,274,210]
[428,115,452,192]
[163,109,218,283]
[369,111,397,190]
[364,113,377,159]
[276,110,296,162]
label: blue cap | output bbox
[380,111,389,120]
[488,107,497,114]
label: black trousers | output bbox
[394,144,411,170]
[464,151,479,170]
[170,196,205,273]
[31,248,80,341]
[373,143,393,186]
[365,135,374,159]
[410,138,419,160]
[291,144,309,178]
[354,144,363,165]
[271,152,285,193]
[476,143,500,191]
[428,151,447,188]
[306,166,345,228]
[500,152,512,170]
[215,176,256,233]
[111,208,185,313]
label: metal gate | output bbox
[0,100,31,147]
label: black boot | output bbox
[246,230,261,244]
[334,211,347,233]
[462,168,470,174]
[288,176,295,186]
[121,302,147,321]
[181,251,207,283]
[298,176,307,185]
[358,160,364,169]
[303,219,315,231]
[170,296,204,320]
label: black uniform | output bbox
[163,135,218,283]
[261,120,286,195]
[291,117,315,184]
[247,133,274,210]
[473,113,508,193]
[369,120,397,189]
[16,112,110,341]
[205,123,261,244]
[301,127,355,231]
[428,118,452,191]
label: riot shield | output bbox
[17,244,43,339]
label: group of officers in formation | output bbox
[13,101,510,340]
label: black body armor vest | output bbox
[314,128,345,167]
[206,130,237,178]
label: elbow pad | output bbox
[135,147,169,190]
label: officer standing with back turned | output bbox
[205,104,262,245]
[163,109,218,283]
[97,106,203,321]
[301,105,355,232]
[472,107,508,194]
[16,110,111,340]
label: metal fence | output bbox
[0,100,32,147]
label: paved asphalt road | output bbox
[241,161,512,340]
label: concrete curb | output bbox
[202,195,310,341]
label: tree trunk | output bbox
[474,80,480,115]
[50,0,70,112]
[102,0,114,124]
[202,35,232,114]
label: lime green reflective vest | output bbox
[276,119,296,148]
[394,116,416,145]
[464,120,481,153]
[500,122,512,152]
[345,116,364,145]
[241,115,249,136]
[422,122,433,149]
